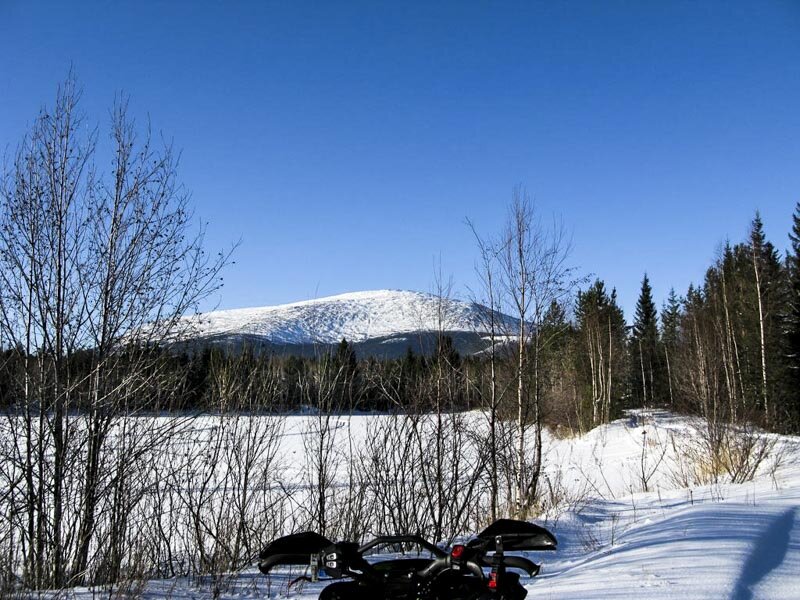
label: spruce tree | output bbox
[750,214,770,420]
[402,345,419,375]
[335,338,358,374]
[747,212,785,425]
[787,202,800,428]
[334,338,359,409]
[660,288,682,406]
[660,288,681,349]
[574,280,627,425]
[630,273,662,407]
[435,334,461,369]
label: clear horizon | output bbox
[1,1,799,320]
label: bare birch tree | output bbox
[467,218,516,521]
[496,187,575,517]
[0,75,230,589]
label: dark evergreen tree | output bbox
[660,288,681,348]
[283,354,307,407]
[435,334,461,370]
[574,280,627,426]
[674,281,719,417]
[747,212,787,425]
[334,338,360,409]
[184,347,212,409]
[539,300,576,427]
[660,288,682,406]
[402,345,419,376]
[630,273,663,407]
[542,299,568,331]
[335,338,358,374]
[786,202,800,428]
[675,216,787,426]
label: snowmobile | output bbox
[258,519,557,600]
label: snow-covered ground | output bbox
[49,410,800,599]
[532,415,800,599]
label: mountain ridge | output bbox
[178,289,517,357]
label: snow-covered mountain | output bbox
[179,290,517,357]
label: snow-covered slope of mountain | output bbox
[181,290,516,355]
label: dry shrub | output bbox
[668,422,777,487]
[547,423,581,441]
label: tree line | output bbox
[63,200,795,443]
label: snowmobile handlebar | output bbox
[415,551,538,580]
[358,535,448,558]
[418,555,485,580]
[258,553,310,574]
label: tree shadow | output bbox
[730,508,795,600]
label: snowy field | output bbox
[43,410,800,599]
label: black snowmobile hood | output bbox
[475,519,557,551]
[258,531,334,574]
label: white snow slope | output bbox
[530,412,800,599]
[50,411,800,599]
[182,290,515,345]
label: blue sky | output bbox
[1,1,799,319]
